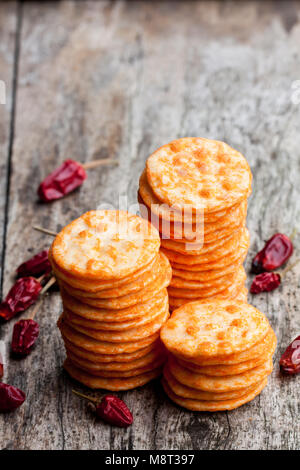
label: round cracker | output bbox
[58,319,160,354]
[49,250,158,292]
[146,137,252,213]
[139,169,248,232]
[59,259,171,309]
[144,204,245,244]
[171,261,241,282]
[139,186,248,238]
[139,170,194,224]
[60,306,170,343]
[59,252,169,299]
[161,227,241,251]
[63,338,160,363]
[161,228,249,267]
[66,343,165,370]
[62,293,167,331]
[168,266,246,299]
[61,288,168,323]
[51,210,160,281]
[168,275,246,310]
[162,376,267,411]
[168,355,273,392]
[163,366,265,401]
[161,299,270,358]
[64,359,162,390]
[174,328,277,366]
[68,356,165,378]
[150,207,247,242]
[161,227,247,259]
[235,286,248,302]
[177,350,271,376]
[139,169,248,224]
[170,266,241,291]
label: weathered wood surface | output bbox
[1,0,300,450]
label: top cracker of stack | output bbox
[49,210,172,391]
[138,137,252,309]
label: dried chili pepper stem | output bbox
[82,158,118,170]
[36,274,46,283]
[29,299,42,321]
[290,228,297,241]
[72,389,99,404]
[40,276,56,294]
[279,258,300,277]
[33,226,57,237]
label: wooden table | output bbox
[1,0,300,450]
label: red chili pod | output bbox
[250,272,281,294]
[0,383,26,412]
[38,159,87,202]
[280,336,300,375]
[0,277,42,321]
[251,233,293,273]
[17,250,51,278]
[11,319,40,356]
[0,352,3,378]
[96,395,133,428]
[72,390,133,427]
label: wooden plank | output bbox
[1,0,300,450]
[0,1,18,293]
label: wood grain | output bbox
[1,0,300,450]
[0,1,18,294]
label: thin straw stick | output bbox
[33,226,57,237]
[82,158,118,170]
[30,299,42,321]
[281,259,300,277]
[41,276,56,294]
[72,389,98,404]
[29,276,56,320]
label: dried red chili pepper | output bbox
[0,352,3,378]
[37,158,118,202]
[11,319,40,356]
[251,233,293,273]
[0,277,42,321]
[280,336,300,375]
[72,390,133,427]
[250,272,281,294]
[38,159,87,202]
[17,250,51,278]
[0,383,26,412]
[9,276,55,357]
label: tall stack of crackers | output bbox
[160,299,277,411]
[138,137,252,310]
[49,210,172,391]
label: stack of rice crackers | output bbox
[50,210,171,391]
[160,299,276,411]
[139,137,251,310]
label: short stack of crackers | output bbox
[138,137,252,310]
[160,299,277,411]
[49,210,172,391]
